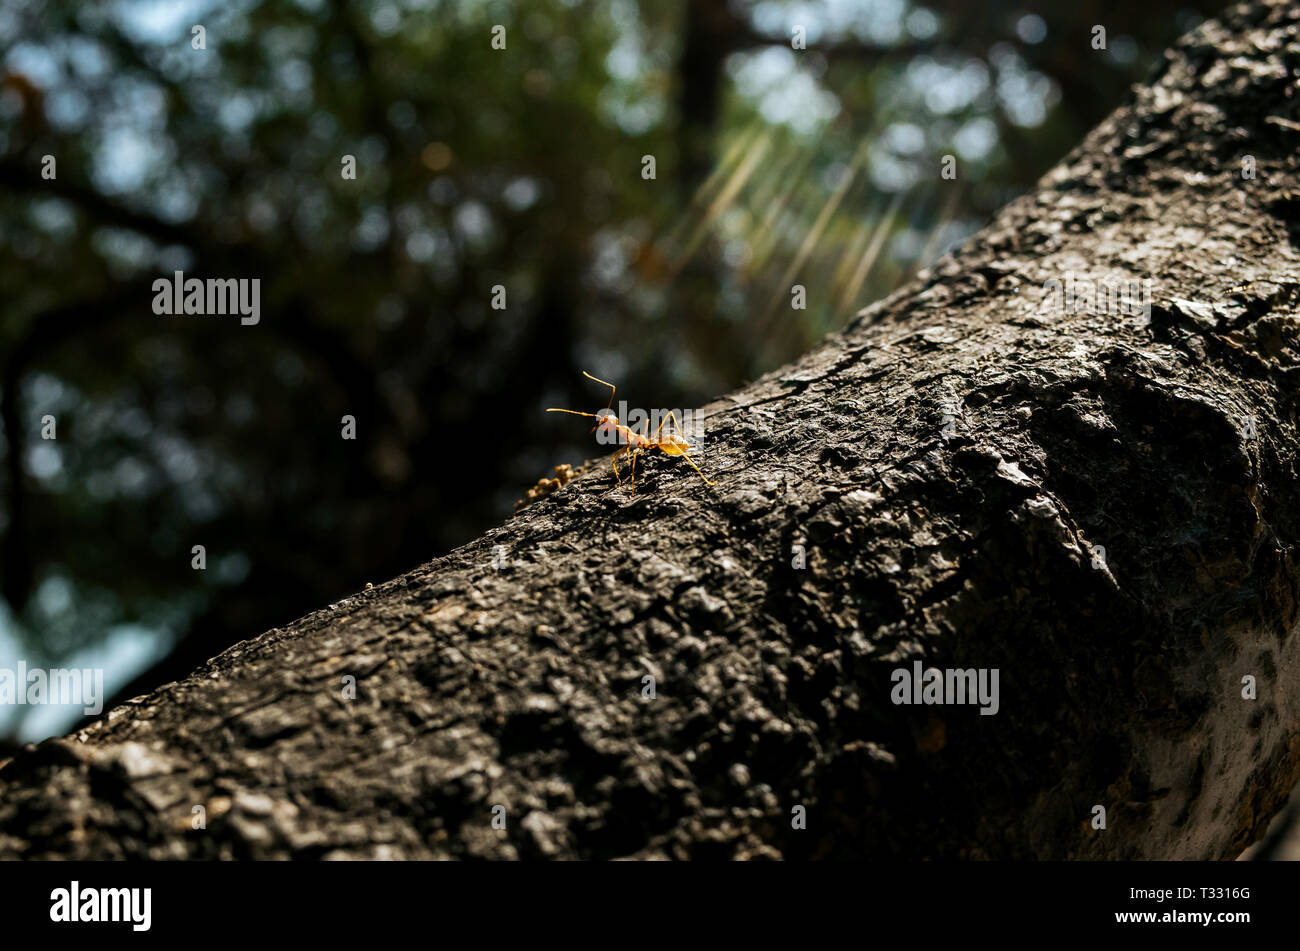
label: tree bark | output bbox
[3,0,1299,860]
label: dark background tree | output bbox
[0,0,1222,743]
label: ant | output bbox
[548,371,716,495]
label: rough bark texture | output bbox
[1244,783,1300,858]
[2,0,1299,860]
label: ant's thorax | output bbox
[596,416,643,447]
[620,424,650,448]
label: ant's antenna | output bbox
[582,371,617,413]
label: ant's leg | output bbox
[653,409,672,440]
[655,411,716,486]
[611,447,626,485]
[678,451,717,486]
[631,417,652,495]
[655,409,691,441]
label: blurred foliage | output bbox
[0,0,1222,732]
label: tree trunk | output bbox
[2,0,1299,860]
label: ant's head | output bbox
[593,409,620,437]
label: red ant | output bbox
[548,371,716,495]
